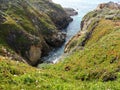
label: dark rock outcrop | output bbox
[64,8,78,16]
[45,32,66,47]
[31,0,73,29]
[0,0,71,66]
[6,30,43,65]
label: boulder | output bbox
[45,32,66,47]
[28,45,41,65]
[64,8,78,16]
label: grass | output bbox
[0,0,120,90]
[0,55,120,90]
[62,19,120,80]
[0,57,120,90]
[0,19,120,89]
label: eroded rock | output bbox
[64,8,78,16]
[0,0,72,66]
[96,1,120,10]
[28,45,41,65]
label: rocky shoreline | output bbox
[0,0,72,66]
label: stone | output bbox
[29,45,41,65]
[64,8,78,16]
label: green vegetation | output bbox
[0,1,120,90]
[0,19,120,90]
[0,0,70,65]
[63,19,120,81]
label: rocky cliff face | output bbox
[30,0,72,29]
[96,1,120,10]
[0,0,71,66]
[65,2,120,53]
[64,8,78,17]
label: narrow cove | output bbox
[38,0,120,65]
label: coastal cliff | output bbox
[0,1,120,90]
[65,2,120,53]
[63,1,120,82]
[0,0,72,65]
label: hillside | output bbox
[0,0,72,66]
[0,1,120,90]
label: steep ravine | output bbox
[41,11,79,64]
[0,1,120,90]
[41,0,120,64]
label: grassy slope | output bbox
[0,1,120,90]
[0,19,120,90]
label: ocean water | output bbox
[53,0,120,38]
[39,0,120,64]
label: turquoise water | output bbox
[41,0,120,63]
